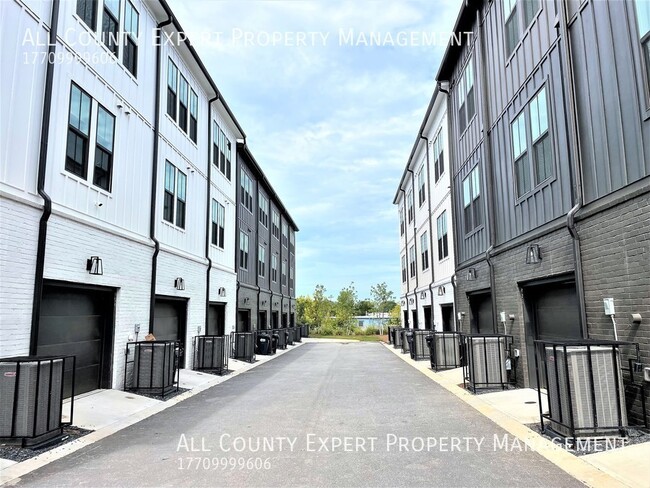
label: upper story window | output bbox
[511,86,552,199]
[408,245,416,278]
[189,91,198,143]
[289,231,295,247]
[289,267,294,290]
[178,74,189,132]
[258,245,266,278]
[281,260,287,286]
[462,165,483,234]
[212,123,231,180]
[66,83,115,192]
[101,0,120,57]
[437,211,449,260]
[457,56,475,134]
[163,161,186,229]
[240,169,253,212]
[167,60,178,120]
[167,59,197,143]
[122,1,138,77]
[407,190,414,222]
[401,255,407,283]
[417,166,426,206]
[271,254,278,282]
[239,231,249,270]
[420,232,429,271]
[504,0,541,57]
[211,199,225,248]
[272,210,280,240]
[433,130,445,183]
[259,193,269,228]
[636,0,650,96]
[281,222,288,247]
[399,205,405,236]
[77,0,97,30]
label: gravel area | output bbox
[130,386,190,401]
[0,426,92,463]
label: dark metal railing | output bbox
[427,332,463,371]
[534,339,647,445]
[409,330,430,361]
[124,340,180,398]
[230,332,256,363]
[462,334,515,392]
[192,335,229,375]
[0,355,75,448]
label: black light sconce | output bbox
[467,268,476,281]
[420,292,427,299]
[273,301,279,307]
[218,287,226,297]
[401,299,406,306]
[408,298,415,305]
[261,300,267,306]
[438,286,445,296]
[243,297,250,304]
[86,256,103,275]
[283,303,288,309]
[174,278,185,290]
[526,244,542,264]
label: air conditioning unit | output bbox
[434,333,461,369]
[411,331,430,360]
[194,336,226,373]
[467,336,507,389]
[393,328,403,348]
[546,346,627,437]
[0,358,64,445]
[132,342,176,393]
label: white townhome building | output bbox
[0,0,245,395]
[394,88,455,331]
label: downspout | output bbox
[558,1,587,335]
[269,193,273,327]
[421,134,437,331]
[30,0,61,354]
[407,168,419,328]
[149,15,173,334]
[400,188,409,327]
[205,95,218,335]
[255,177,261,330]
[235,153,240,332]
[477,9,498,333]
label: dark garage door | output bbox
[469,292,493,334]
[207,303,225,336]
[153,298,187,367]
[525,281,582,385]
[37,284,114,396]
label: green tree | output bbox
[370,282,396,313]
[334,283,358,334]
[303,284,333,333]
[354,299,375,316]
[388,303,402,326]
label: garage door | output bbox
[37,284,114,396]
[207,303,225,336]
[153,298,186,367]
[469,292,493,334]
[525,281,582,385]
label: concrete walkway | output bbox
[6,342,582,487]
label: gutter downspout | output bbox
[400,188,409,327]
[148,15,173,334]
[205,95,218,335]
[558,2,587,335]
[255,178,261,330]
[421,134,437,331]
[407,168,419,328]
[30,0,61,354]
[477,10,498,334]
[235,154,240,332]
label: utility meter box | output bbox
[603,298,615,316]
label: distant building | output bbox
[354,313,390,329]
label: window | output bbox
[259,193,269,227]
[240,169,253,212]
[178,75,189,133]
[417,167,426,206]
[433,130,444,183]
[211,200,225,248]
[272,254,278,282]
[281,222,288,247]
[66,84,92,178]
[167,60,178,120]
[93,106,115,191]
[239,231,249,270]
[504,0,540,57]
[457,56,475,134]
[290,230,295,246]
[401,255,407,283]
[462,165,483,234]
[258,245,266,277]
[409,246,416,278]
[163,161,186,229]
[407,190,414,222]
[101,0,119,57]
[212,123,231,180]
[399,205,405,236]
[281,260,287,286]
[77,0,97,30]
[636,0,650,93]
[420,232,429,271]
[289,267,294,290]
[437,211,449,260]
[189,90,198,143]
[123,1,138,77]
[225,137,232,180]
[511,86,552,198]
[272,211,280,239]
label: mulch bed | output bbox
[0,426,93,463]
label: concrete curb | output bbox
[382,342,632,488]
[0,343,305,486]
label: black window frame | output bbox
[433,130,445,183]
[93,104,116,192]
[122,0,139,78]
[189,89,198,143]
[163,160,176,224]
[417,167,426,207]
[457,55,475,135]
[635,1,650,102]
[178,74,189,133]
[281,260,287,286]
[259,193,269,228]
[462,165,483,235]
[272,211,280,240]
[211,199,225,248]
[420,232,429,271]
[76,0,97,30]
[271,254,278,282]
[503,0,542,58]
[101,0,120,57]
[399,205,405,236]
[239,231,249,270]
[65,83,92,180]
[437,211,449,260]
[409,245,416,278]
[167,59,178,121]
[240,169,253,213]
[401,255,407,283]
[407,190,414,223]
[258,245,266,278]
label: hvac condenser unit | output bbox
[132,342,176,393]
[467,336,507,389]
[545,346,627,438]
[433,333,461,370]
[193,336,227,374]
[0,358,64,445]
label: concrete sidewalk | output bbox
[0,342,305,485]
[383,342,650,488]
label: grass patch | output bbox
[310,334,387,342]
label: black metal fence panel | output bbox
[427,332,463,371]
[124,341,180,398]
[272,329,288,349]
[230,332,256,363]
[401,330,412,354]
[0,355,75,447]
[192,335,229,375]
[409,330,430,361]
[462,334,515,392]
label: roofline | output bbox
[153,0,247,140]
[392,86,442,204]
[237,142,299,231]
[434,0,481,82]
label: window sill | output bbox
[61,171,113,198]
[458,113,477,140]
[161,219,186,233]
[438,256,450,264]
[210,244,225,251]
[514,175,556,206]
[463,224,484,239]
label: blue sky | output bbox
[168,0,461,299]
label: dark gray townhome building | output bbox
[235,144,298,333]
[437,0,649,421]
